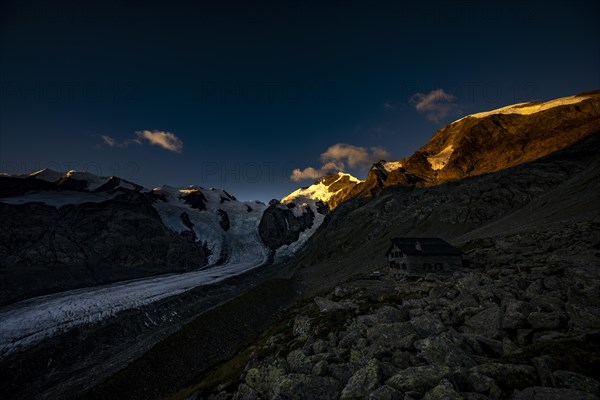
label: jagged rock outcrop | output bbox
[217,209,231,231]
[258,202,315,249]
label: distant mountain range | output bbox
[1,90,599,305]
[0,168,321,304]
[287,91,600,294]
[300,91,600,209]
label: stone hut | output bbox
[386,237,462,276]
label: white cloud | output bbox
[384,102,394,110]
[101,135,117,147]
[290,143,391,182]
[321,143,390,169]
[290,167,321,182]
[98,130,183,153]
[410,88,458,123]
[135,130,183,153]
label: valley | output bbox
[1,92,599,400]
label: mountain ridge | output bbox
[1,91,599,305]
[318,90,600,208]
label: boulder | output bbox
[386,365,452,394]
[467,372,501,396]
[293,315,312,339]
[376,305,410,323]
[366,322,418,357]
[553,370,600,396]
[422,379,463,400]
[287,350,312,374]
[511,386,598,400]
[312,360,329,377]
[244,360,288,398]
[233,383,258,400]
[531,355,557,387]
[410,313,447,337]
[414,332,476,368]
[274,374,342,400]
[464,306,502,338]
[340,359,381,399]
[313,339,329,354]
[368,385,401,400]
[330,363,354,384]
[527,311,566,330]
[471,363,538,390]
[314,297,357,313]
[502,300,533,330]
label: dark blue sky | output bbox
[1,0,598,202]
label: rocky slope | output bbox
[326,91,600,207]
[118,112,600,400]
[184,216,600,400]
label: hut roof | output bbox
[387,238,462,256]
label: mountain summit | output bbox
[327,91,600,206]
[281,171,361,207]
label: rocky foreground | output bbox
[179,219,600,400]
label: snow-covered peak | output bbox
[149,184,268,265]
[151,185,239,204]
[452,94,593,124]
[25,169,141,192]
[281,171,362,204]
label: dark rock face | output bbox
[180,190,208,210]
[0,193,208,305]
[0,176,56,197]
[222,190,237,201]
[258,204,315,249]
[55,176,89,191]
[179,211,198,243]
[93,176,142,192]
[217,209,230,231]
[315,201,328,215]
[180,211,194,230]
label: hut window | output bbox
[423,263,431,270]
[402,263,407,270]
[434,263,442,270]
